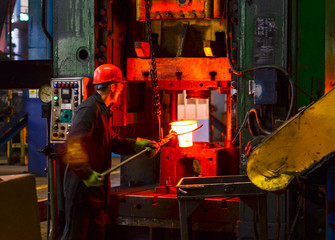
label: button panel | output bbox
[50,77,83,143]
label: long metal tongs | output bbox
[101,124,203,178]
[100,131,177,178]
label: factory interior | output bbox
[0,0,335,239]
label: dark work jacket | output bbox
[63,92,136,201]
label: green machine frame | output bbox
[236,1,289,238]
[236,0,328,239]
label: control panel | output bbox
[50,77,83,143]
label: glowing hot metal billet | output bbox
[170,120,198,147]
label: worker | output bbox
[61,64,160,240]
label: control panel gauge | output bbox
[38,85,52,103]
[50,77,83,143]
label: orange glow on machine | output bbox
[170,120,197,147]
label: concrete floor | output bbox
[0,157,121,240]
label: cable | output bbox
[232,110,250,142]
[248,108,272,135]
[233,107,271,142]
[247,116,256,137]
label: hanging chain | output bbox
[145,0,162,140]
[145,0,161,117]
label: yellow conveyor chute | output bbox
[247,87,335,191]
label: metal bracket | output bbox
[249,80,255,95]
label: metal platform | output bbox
[107,184,239,239]
[176,175,267,240]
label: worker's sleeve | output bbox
[69,105,96,138]
[110,134,137,156]
[64,105,96,180]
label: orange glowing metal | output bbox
[203,47,214,57]
[170,120,197,147]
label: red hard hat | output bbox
[92,64,123,85]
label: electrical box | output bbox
[254,69,278,104]
[50,77,83,143]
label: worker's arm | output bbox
[134,138,160,158]
[64,105,96,181]
[64,137,93,180]
[110,135,160,158]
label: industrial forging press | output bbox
[32,0,335,239]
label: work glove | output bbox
[83,171,104,188]
[134,138,160,158]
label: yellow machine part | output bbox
[247,87,335,191]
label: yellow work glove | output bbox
[134,138,160,158]
[83,171,104,187]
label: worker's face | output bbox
[105,82,124,106]
[111,82,123,94]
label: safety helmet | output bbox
[92,64,123,85]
